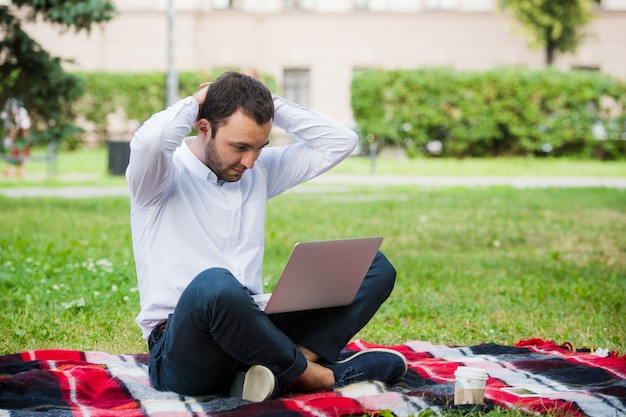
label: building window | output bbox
[283,69,310,108]
[354,0,370,10]
[283,0,314,10]
[354,0,391,11]
[572,65,600,72]
[211,0,243,10]
[424,0,459,10]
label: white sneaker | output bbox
[231,364,278,402]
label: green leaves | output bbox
[498,0,595,64]
[351,68,626,159]
[69,70,277,144]
[11,0,117,33]
[0,0,117,147]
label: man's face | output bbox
[194,110,272,182]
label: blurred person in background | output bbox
[1,99,31,177]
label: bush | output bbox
[351,68,626,159]
[70,70,278,146]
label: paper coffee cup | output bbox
[454,366,488,405]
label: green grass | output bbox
[1,145,625,188]
[1,148,625,417]
[1,185,624,357]
[335,153,626,177]
[266,186,626,351]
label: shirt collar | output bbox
[179,137,223,185]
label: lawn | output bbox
[1,149,625,416]
[1,183,624,355]
[1,145,626,187]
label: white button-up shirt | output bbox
[126,96,357,340]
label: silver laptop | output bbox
[252,236,383,314]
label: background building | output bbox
[21,0,626,126]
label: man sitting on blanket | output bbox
[126,71,407,401]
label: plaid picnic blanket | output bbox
[1,338,624,416]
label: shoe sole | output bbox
[241,365,276,402]
[335,348,408,380]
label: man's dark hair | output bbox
[199,71,274,138]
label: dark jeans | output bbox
[148,251,396,396]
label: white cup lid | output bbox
[455,366,488,379]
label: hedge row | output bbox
[69,69,277,147]
[351,68,626,159]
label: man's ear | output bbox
[196,118,211,138]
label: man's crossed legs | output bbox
[148,251,407,400]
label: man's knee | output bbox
[184,267,249,307]
[372,251,396,293]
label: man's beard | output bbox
[204,143,245,182]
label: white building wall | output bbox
[17,0,626,125]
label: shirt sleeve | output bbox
[263,96,358,198]
[126,96,199,207]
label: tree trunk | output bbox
[546,29,556,66]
